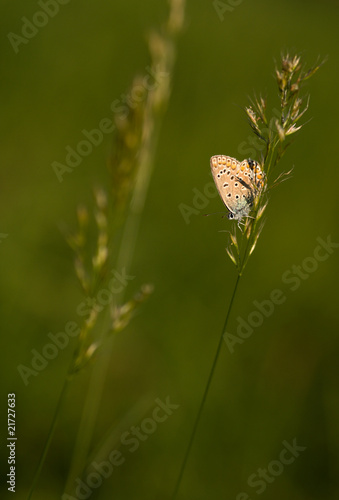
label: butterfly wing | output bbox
[210,155,256,220]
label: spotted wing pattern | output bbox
[210,155,264,222]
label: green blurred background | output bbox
[1,0,339,498]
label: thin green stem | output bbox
[171,273,241,499]
[27,374,72,499]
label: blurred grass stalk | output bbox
[64,0,186,495]
[171,53,324,498]
[27,1,186,499]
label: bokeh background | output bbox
[1,0,339,499]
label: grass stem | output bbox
[27,375,71,499]
[171,273,241,499]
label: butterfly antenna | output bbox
[203,211,226,217]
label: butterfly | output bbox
[210,155,264,225]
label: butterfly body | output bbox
[210,155,264,224]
